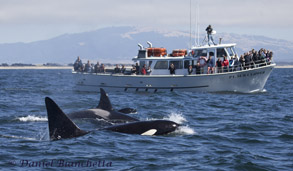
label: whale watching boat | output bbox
[72,37,275,93]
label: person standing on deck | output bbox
[84,60,91,72]
[141,64,147,75]
[73,56,83,71]
[188,65,193,75]
[168,63,176,75]
[94,62,100,73]
[114,64,121,73]
[206,25,216,46]
[135,63,140,75]
[121,65,126,74]
[207,55,215,74]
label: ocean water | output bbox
[0,68,292,170]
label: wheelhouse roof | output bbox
[191,43,236,50]
[132,43,237,61]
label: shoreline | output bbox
[274,65,293,68]
[0,66,72,70]
[0,65,293,70]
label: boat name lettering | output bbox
[229,71,265,79]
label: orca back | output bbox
[105,120,179,135]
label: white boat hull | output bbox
[73,64,275,93]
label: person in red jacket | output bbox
[222,56,229,72]
[141,64,147,75]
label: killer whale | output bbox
[45,97,89,140]
[67,88,138,122]
[104,120,179,136]
[45,97,179,140]
[96,88,136,114]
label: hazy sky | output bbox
[0,0,292,43]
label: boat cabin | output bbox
[133,43,238,75]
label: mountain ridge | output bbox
[0,26,292,64]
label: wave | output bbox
[17,115,48,122]
[163,112,187,124]
[0,134,38,141]
[175,126,196,135]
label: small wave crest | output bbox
[163,112,187,124]
[175,126,196,135]
[17,115,48,122]
[164,113,196,135]
[0,134,38,141]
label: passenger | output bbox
[188,65,193,75]
[233,55,239,71]
[239,55,245,70]
[207,55,214,74]
[84,60,91,72]
[121,65,126,74]
[205,25,216,46]
[195,62,201,75]
[222,56,229,72]
[135,63,140,75]
[141,64,147,75]
[259,49,266,66]
[168,63,176,75]
[249,51,254,68]
[73,56,83,71]
[80,64,85,72]
[253,51,259,65]
[244,52,251,69]
[216,58,222,73]
[229,57,234,72]
[114,64,120,73]
[198,56,207,74]
[100,64,105,73]
[146,66,152,75]
[131,65,136,75]
[94,62,100,73]
[267,51,273,64]
[91,63,95,72]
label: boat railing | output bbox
[208,59,274,75]
[73,59,274,76]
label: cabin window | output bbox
[184,60,190,69]
[137,50,146,58]
[226,47,235,57]
[154,61,168,69]
[170,61,183,69]
[193,49,207,57]
[148,61,153,67]
[216,48,227,58]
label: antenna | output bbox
[196,0,200,46]
[193,0,200,47]
[189,0,192,49]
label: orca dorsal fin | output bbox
[97,88,113,111]
[45,97,88,140]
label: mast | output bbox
[196,0,200,46]
[189,0,192,49]
[191,0,200,47]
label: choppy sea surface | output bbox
[0,68,292,171]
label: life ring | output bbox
[197,56,207,67]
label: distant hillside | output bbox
[0,26,292,64]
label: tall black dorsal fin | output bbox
[45,97,88,140]
[97,88,113,111]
